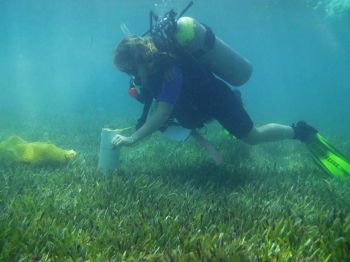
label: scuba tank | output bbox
[132,1,253,130]
[174,17,252,86]
[144,1,252,87]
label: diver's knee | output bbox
[241,127,260,145]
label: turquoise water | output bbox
[1,0,350,260]
[1,0,349,132]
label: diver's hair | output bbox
[113,35,158,72]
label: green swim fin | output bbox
[293,121,350,179]
[306,133,350,179]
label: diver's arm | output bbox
[112,101,173,147]
[131,101,173,142]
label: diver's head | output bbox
[113,35,158,77]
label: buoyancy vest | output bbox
[133,52,216,130]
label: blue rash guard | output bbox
[156,65,183,105]
[137,62,253,139]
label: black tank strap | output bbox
[191,23,216,58]
[202,23,216,49]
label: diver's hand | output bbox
[111,134,134,147]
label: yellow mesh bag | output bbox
[0,136,76,166]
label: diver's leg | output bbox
[242,124,294,145]
[209,80,294,145]
[191,130,224,165]
[210,82,254,140]
[208,79,295,145]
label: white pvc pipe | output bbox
[98,128,121,172]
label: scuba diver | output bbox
[111,2,350,178]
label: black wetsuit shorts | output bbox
[174,77,254,139]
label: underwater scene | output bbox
[1,0,350,261]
